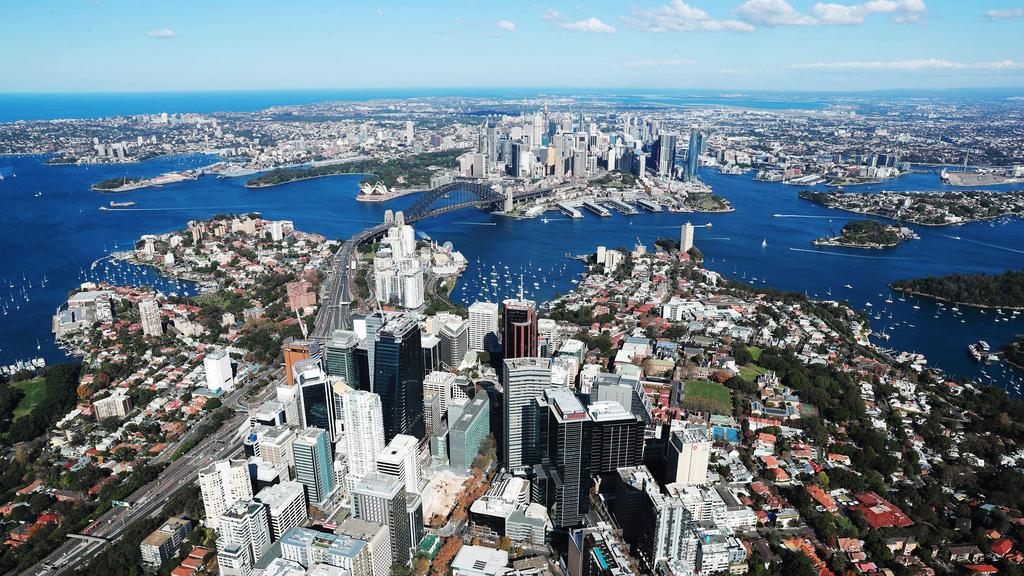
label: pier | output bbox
[637,198,662,212]
[603,198,639,215]
[556,202,584,219]
[582,200,611,217]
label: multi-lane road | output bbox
[20,372,277,576]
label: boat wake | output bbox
[773,214,834,219]
[789,247,895,259]
[954,236,1024,255]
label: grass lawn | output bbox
[748,346,763,361]
[683,380,733,415]
[739,364,769,383]
[11,377,47,420]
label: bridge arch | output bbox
[403,181,504,223]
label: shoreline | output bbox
[244,171,374,189]
[889,286,1024,311]
[800,199,1021,228]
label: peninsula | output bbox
[800,189,1024,226]
[244,148,466,189]
[891,269,1024,309]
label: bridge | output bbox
[311,180,524,340]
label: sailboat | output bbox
[761,238,767,248]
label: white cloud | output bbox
[734,0,927,27]
[624,0,754,32]
[147,29,176,39]
[542,8,562,22]
[792,58,1024,71]
[985,7,1024,20]
[496,20,517,32]
[625,58,697,67]
[734,0,816,26]
[561,17,616,33]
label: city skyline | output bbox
[3,0,1024,93]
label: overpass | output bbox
[311,180,556,340]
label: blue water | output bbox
[1,152,1023,390]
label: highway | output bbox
[20,372,276,576]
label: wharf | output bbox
[556,202,583,219]
[582,200,611,217]
[603,198,639,215]
[637,198,662,212]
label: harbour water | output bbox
[1,152,1022,390]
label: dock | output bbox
[637,198,662,212]
[556,202,583,219]
[603,198,639,215]
[582,200,611,217]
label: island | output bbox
[244,148,467,190]
[812,219,918,249]
[799,189,1024,226]
[891,269,1024,309]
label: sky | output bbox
[1,0,1023,93]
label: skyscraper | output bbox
[203,349,234,393]
[666,427,711,486]
[254,481,308,541]
[535,387,591,528]
[468,301,499,352]
[217,501,272,572]
[351,472,413,565]
[325,329,360,384]
[653,134,677,177]
[293,428,334,506]
[341,390,386,493]
[502,357,551,470]
[294,359,337,442]
[372,314,425,441]
[438,317,468,370]
[283,338,320,387]
[686,126,702,181]
[375,434,421,495]
[198,459,252,528]
[501,297,538,359]
[680,222,695,254]
[138,296,162,337]
[448,395,490,472]
[587,401,645,476]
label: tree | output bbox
[203,397,223,411]
[732,343,753,366]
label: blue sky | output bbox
[2,0,1023,92]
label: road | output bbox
[21,374,275,576]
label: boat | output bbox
[968,340,991,362]
[761,238,767,248]
[844,284,853,289]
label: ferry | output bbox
[110,200,136,207]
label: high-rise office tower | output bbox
[245,424,295,481]
[283,338,320,387]
[438,317,468,370]
[372,314,425,441]
[680,222,695,254]
[587,401,645,476]
[448,395,490,473]
[139,296,162,337]
[653,134,677,177]
[468,301,499,352]
[351,472,413,565]
[686,126,702,180]
[614,466,696,571]
[502,297,538,359]
[293,428,334,505]
[203,349,234,393]
[325,329,360,384]
[217,501,272,572]
[502,357,551,470]
[335,518,393,576]
[666,427,711,485]
[254,481,308,541]
[535,387,591,528]
[294,359,337,442]
[340,390,386,493]
[375,434,421,495]
[199,459,253,528]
